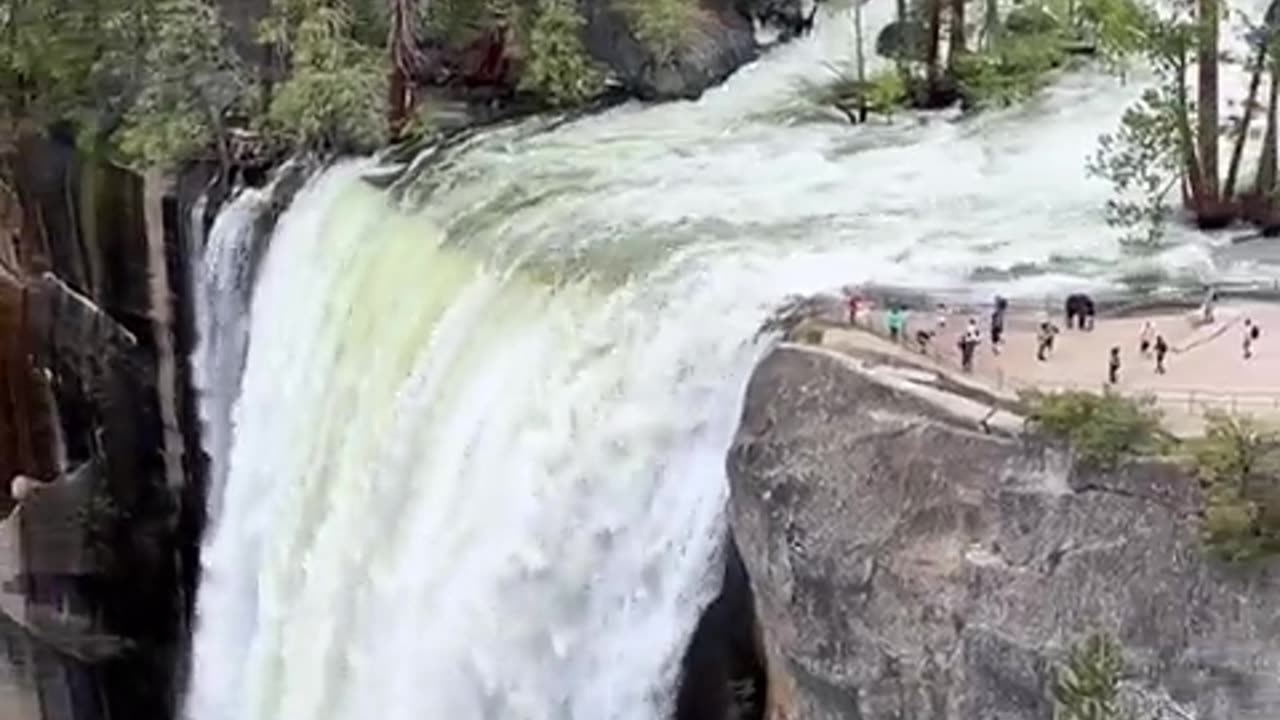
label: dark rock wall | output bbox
[3,134,204,720]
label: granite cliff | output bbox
[725,342,1280,720]
[0,135,211,720]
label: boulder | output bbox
[581,0,808,100]
[727,344,1280,720]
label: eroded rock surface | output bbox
[727,344,1280,720]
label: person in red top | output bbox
[847,294,860,326]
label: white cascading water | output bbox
[191,184,276,525]
[187,3,1280,720]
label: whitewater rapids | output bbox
[185,3,1280,720]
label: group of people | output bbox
[846,288,1263,385]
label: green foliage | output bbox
[1086,85,1184,248]
[619,0,700,62]
[1005,5,1060,36]
[521,0,604,106]
[1188,412,1280,563]
[863,69,909,114]
[114,0,251,168]
[1021,389,1166,468]
[421,0,511,46]
[802,65,910,118]
[0,0,145,134]
[953,31,1066,108]
[1075,0,1149,72]
[1086,1,1205,249]
[261,4,388,151]
[1053,632,1133,720]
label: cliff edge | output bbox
[726,343,1280,720]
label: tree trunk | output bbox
[388,63,411,140]
[855,0,868,120]
[1225,41,1267,200]
[1174,59,1208,211]
[1196,0,1221,214]
[949,0,966,71]
[1254,62,1279,200]
[925,0,944,97]
[895,0,911,86]
[983,0,999,49]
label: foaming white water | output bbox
[187,160,757,720]
[191,184,275,525]
[190,3,1280,720]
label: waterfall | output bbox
[191,184,276,525]
[187,3,1280,720]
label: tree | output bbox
[1053,632,1133,720]
[1196,0,1222,220]
[259,1,389,151]
[114,0,251,174]
[1191,412,1280,563]
[388,0,426,140]
[1224,33,1270,199]
[1087,0,1235,244]
[948,0,967,74]
[520,0,602,106]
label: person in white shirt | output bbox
[1139,320,1155,357]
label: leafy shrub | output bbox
[1188,412,1280,563]
[521,0,604,106]
[799,65,909,119]
[863,69,909,114]
[953,32,1066,108]
[620,0,700,62]
[1053,632,1131,720]
[1020,390,1165,468]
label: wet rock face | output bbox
[726,345,1280,720]
[3,135,197,720]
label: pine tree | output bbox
[1053,633,1134,720]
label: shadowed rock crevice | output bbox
[674,535,767,720]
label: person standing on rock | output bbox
[990,296,1008,355]
[847,294,861,326]
[1036,317,1058,361]
[959,318,980,371]
[1108,346,1121,385]
[886,306,906,342]
[1243,318,1261,359]
[1154,334,1169,374]
[1139,320,1155,357]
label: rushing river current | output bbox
[185,3,1280,720]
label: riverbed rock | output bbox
[582,0,807,101]
[727,344,1280,720]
